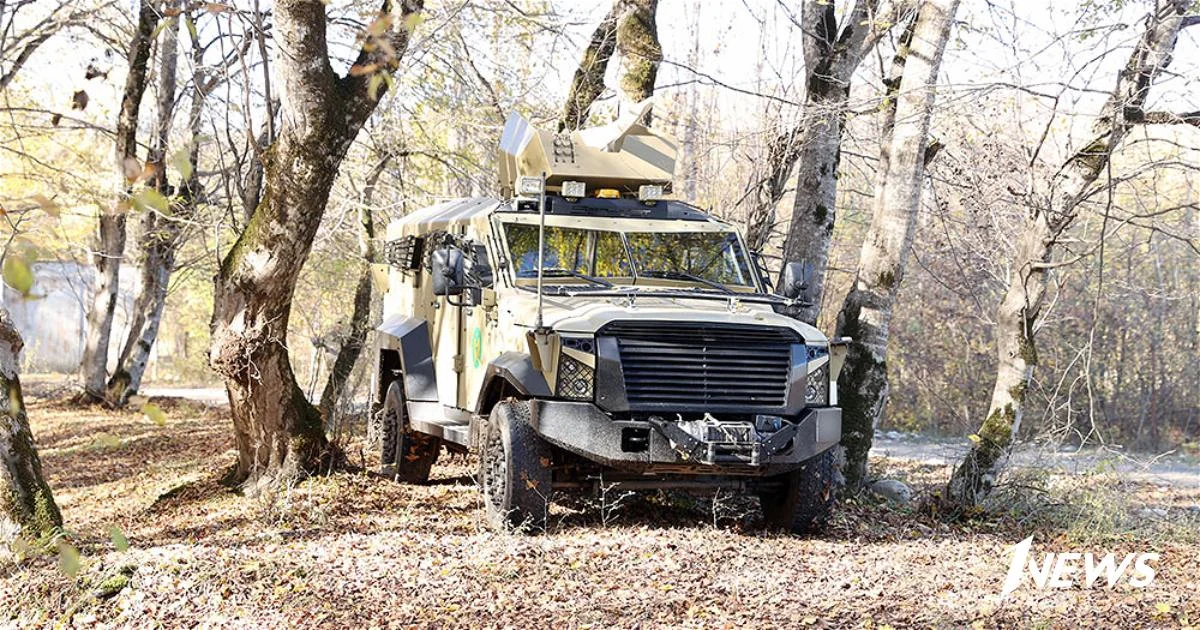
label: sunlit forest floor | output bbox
[3,381,1198,628]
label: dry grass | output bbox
[1,388,1197,628]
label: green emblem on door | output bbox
[471,327,482,368]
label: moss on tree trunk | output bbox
[1,310,62,545]
[209,0,422,488]
[614,0,660,125]
[831,0,959,492]
[559,5,619,132]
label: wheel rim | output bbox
[482,421,507,513]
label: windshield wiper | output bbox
[519,267,613,287]
[639,270,734,294]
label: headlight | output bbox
[556,336,595,401]
[805,364,829,406]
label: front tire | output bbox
[478,400,552,531]
[758,448,838,534]
[379,381,440,483]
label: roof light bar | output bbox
[517,175,544,197]
[561,180,586,198]
[638,184,664,201]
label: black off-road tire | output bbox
[379,381,441,483]
[758,448,838,534]
[478,400,553,532]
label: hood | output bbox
[500,290,827,344]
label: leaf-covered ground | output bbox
[2,386,1198,628]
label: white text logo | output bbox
[1000,536,1158,599]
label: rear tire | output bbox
[478,400,552,532]
[379,381,440,483]
[758,448,837,534]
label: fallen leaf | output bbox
[142,403,167,426]
[171,146,193,180]
[32,194,59,217]
[131,188,169,214]
[58,542,81,577]
[109,525,130,552]
[2,256,34,296]
[122,157,143,182]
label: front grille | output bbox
[600,321,798,411]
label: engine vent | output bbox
[600,321,798,412]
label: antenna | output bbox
[535,171,547,330]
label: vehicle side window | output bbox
[469,243,494,288]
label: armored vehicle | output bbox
[372,106,849,533]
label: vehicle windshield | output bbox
[503,223,756,290]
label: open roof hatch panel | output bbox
[497,99,678,198]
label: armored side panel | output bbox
[376,315,438,403]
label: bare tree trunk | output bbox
[79,0,158,401]
[241,101,279,222]
[240,5,276,223]
[615,0,660,123]
[742,0,893,299]
[109,2,179,404]
[676,0,702,200]
[834,0,957,491]
[0,309,62,545]
[209,0,422,487]
[559,4,618,132]
[945,0,1197,506]
[317,156,390,423]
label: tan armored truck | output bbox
[371,106,849,533]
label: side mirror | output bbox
[432,247,465,296]
[777,261,809,300]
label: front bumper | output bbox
[528,400,841,476]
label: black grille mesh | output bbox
[556,354,594,400]
[602,321,797,411]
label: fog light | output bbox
[805,364,829,406]
[556,354,594,401]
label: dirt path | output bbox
[871,431,1200,489]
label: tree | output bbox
[558,0,660,132]
[107,1,180,405]
[0,309,62,545]
[108,5,224,406]
[78,0,159,402]
[945,0,1200,506]
[742,0,898,284]
[833,0,959,491]
[559,4,619,132]
[208,0,423,487]
[614,0,660,123]
[317,153,391,425]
